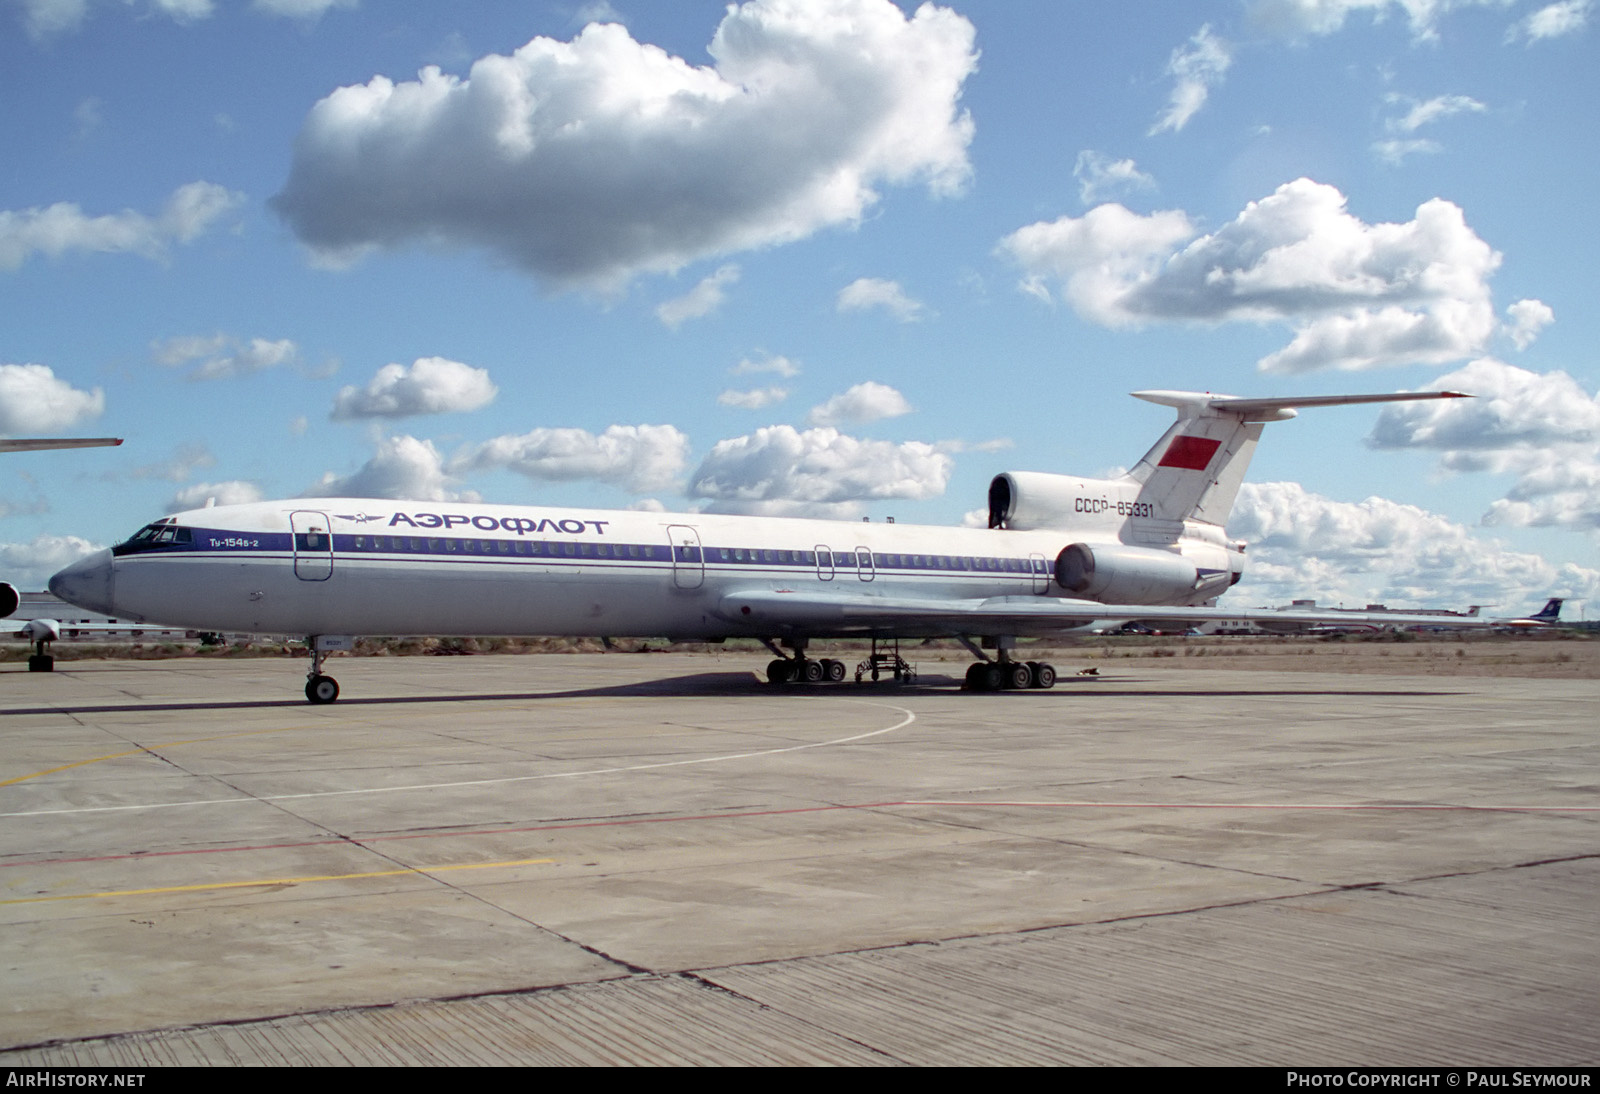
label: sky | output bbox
[2,0,1597,616]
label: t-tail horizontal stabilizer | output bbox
[1126,389,1471,528]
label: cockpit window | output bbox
[116,519,192,553]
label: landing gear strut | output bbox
[961,637,1055,692]
[304,635,353,704]
[28,640,53,673]
[19,620,59,672]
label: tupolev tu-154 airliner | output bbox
[48,389,1489,703]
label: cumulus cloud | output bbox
[1503,299,1554,350]
[1247,0,1491,42]
[271,0,977,291]
[1374,93,1485,164]
[1371,138,1442,166]
[152,0,210,19]
[1073,151,1156,206]
[128,444,215,483]
[9,0,210,39]
[1369,358,1600,531]
[0,494,49,521]
[9,0,89,38]
[717,387,789,410]
[252,0,356,20]
[1371,360,1597,453]
[1000,178,1503,373]
[836,277,929,322]
[307,435,477,502]
[690,425,951,517]
[331,356,497,420]
[153,334,299,381]
[169,480,265,512]
[10,0,356,38]
[0,534,105,590]
[1507,0,1592,43]
[0,363,105,433]
[730,353,800,378]
[1387,93,1487,134]
[1001,200,1194,309]
[657,265,740,328]
[454,424,689,493]
[1149,24,1231,135]
[1486,460,1600,531]
[74,97,103,140]
[0,182,240,270]
[807,381,912,426]
[1228,480,1600,606]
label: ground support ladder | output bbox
[855,637,916,683]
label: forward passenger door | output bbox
[667,525,703,589]
[290,510,333,582]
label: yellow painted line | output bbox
[1,696,600,787]
[1,748,149,787]
[3,700,919,819]
[0,725,320,788]
[0,856,555,906]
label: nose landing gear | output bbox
[303,635,354,704]
[305,672,340,704]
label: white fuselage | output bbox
[52,496,1234,641]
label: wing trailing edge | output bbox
[717,588,1491,639]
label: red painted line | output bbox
[0,803,893,870]
[899,800,1599,812]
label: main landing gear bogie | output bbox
[767,657,848,686]
[965,659,1057,692]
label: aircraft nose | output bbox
[49,548,115,615]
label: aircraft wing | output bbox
[10,618,168,641]
[0,438,123,453]
[716,588,1493,638]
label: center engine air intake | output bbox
[988,471,1110,531]
[1054,543,1203,605]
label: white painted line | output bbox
[0,700,916,818]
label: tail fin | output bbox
[1125,390,1472,527]
[1533,598,1563,622]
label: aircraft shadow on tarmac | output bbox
[0,667,1462,717]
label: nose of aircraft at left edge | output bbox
[49,548,115,615]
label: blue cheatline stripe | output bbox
[118,527,1054,582]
